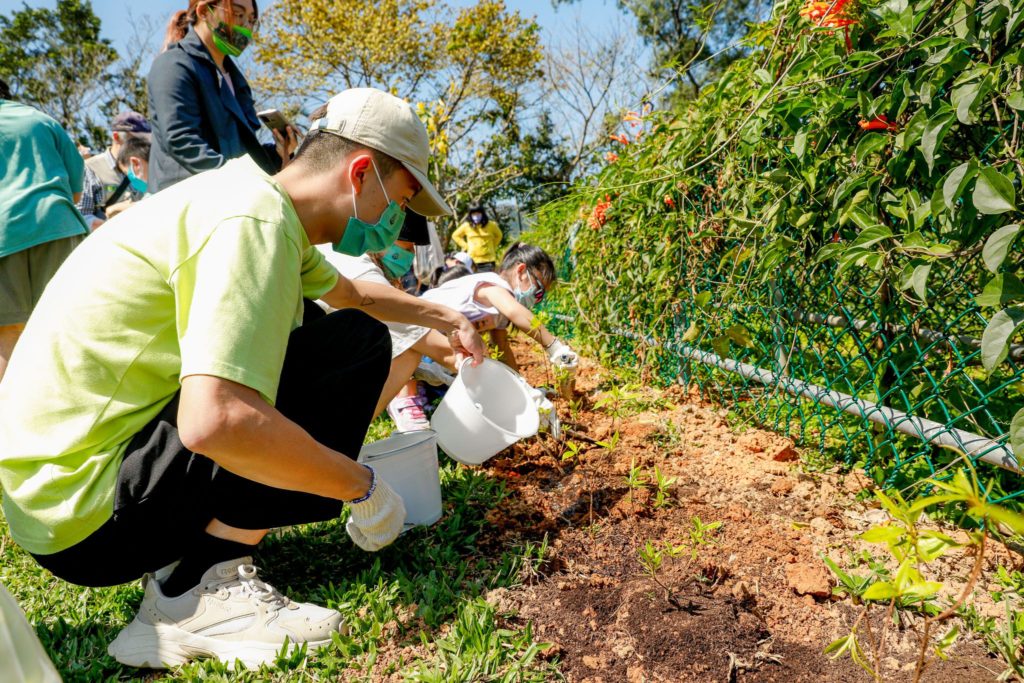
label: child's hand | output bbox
[545,338,579,368]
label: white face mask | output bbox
[513,268,541,309]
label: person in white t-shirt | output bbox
[387,242,579,431]
[316,212,458,421]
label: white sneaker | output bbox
[412,360,455,387]
[387,395,431,432]
[108,557,343,669]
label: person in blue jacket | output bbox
[147,0,297,193]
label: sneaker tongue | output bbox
[205,556,254,581]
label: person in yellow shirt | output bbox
[451,205,502,270]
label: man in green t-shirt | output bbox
[0,87,485,670]
[0,83,89,380]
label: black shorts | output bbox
[32,303,391,587]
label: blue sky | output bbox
[0,0,630,58]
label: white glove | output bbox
[528,387,562,439]
[545,339,579,369]
[346,468,406,551]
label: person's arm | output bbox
[451,222,469,252]
[178,374,372,500]
[476,285,556,348]
[320,275,486,363]
[487,221,503,255]
[148,55,226,174]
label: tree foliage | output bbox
[252,0,543,228]
[555,0,771,100]
[0,0,117,144]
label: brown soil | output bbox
[377,337,1016,681]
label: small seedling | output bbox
[560,440,584,464]
[824,464,1024,683]
[652,466,677,509]
[594,430,620,454]
[687,516,722,554]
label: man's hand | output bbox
[449,320,485,367]
[346,470,406,551]
[105,199,133,218]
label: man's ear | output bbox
[346,154,373,196]
[130,157,142,176]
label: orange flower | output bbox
[664,195,676,209]
[605,151,619,163]
[623,111,642,123]
[609,133,630,145]
[858,114,898,131]
[799,0,857,28]
[588,195,612,230]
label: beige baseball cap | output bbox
[310,88,451,216]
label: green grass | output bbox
[0,416,561,681]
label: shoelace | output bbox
[235,564,291,610]
[399,399,427,421]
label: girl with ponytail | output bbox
[147,0,297,193]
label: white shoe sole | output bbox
[107,618,334,669]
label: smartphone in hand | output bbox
[257,108,290,131]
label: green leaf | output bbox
[942,162,977,210]
[855,133,888,164]
[711,335,730,359]
[982,224,1021,273]
[951,78,987,124]
[793,129,808,160]
[851,225,893,250]
[981,307,1024,373]
[1008,91,1024,111]
[902,263,931,299]
[681,322,700,343]
[859,525,905,544]
[973,167,1017,215]
[724,325,754,348]
[976,274,1024,308]
[862,581,899,601]
[903,580,943,600]
[1011,408,1024,460]
[920,110,954,173]
[694,291,712,309]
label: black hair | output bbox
[431,264,471,288]
[467,205,488,223]
[117,136,151,169]
[499,241,556,284]
[0,79,11,101]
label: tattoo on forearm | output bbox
[359,295,376,306]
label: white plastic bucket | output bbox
[0,582,62,683]
[430,358,539,465]
[357,430,443,527]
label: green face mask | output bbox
[334,162,406,257]
[380,245,415,279]
[209,20,252,58]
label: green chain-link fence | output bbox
[544,232,1024,503]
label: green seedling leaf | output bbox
[903,580,943,600]
[982,224,1021,273]
[934,626,959,660]
[981,306,1024,373]
[974,167,1017,215]
[859,525,905,544]
[862,581,899,601]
